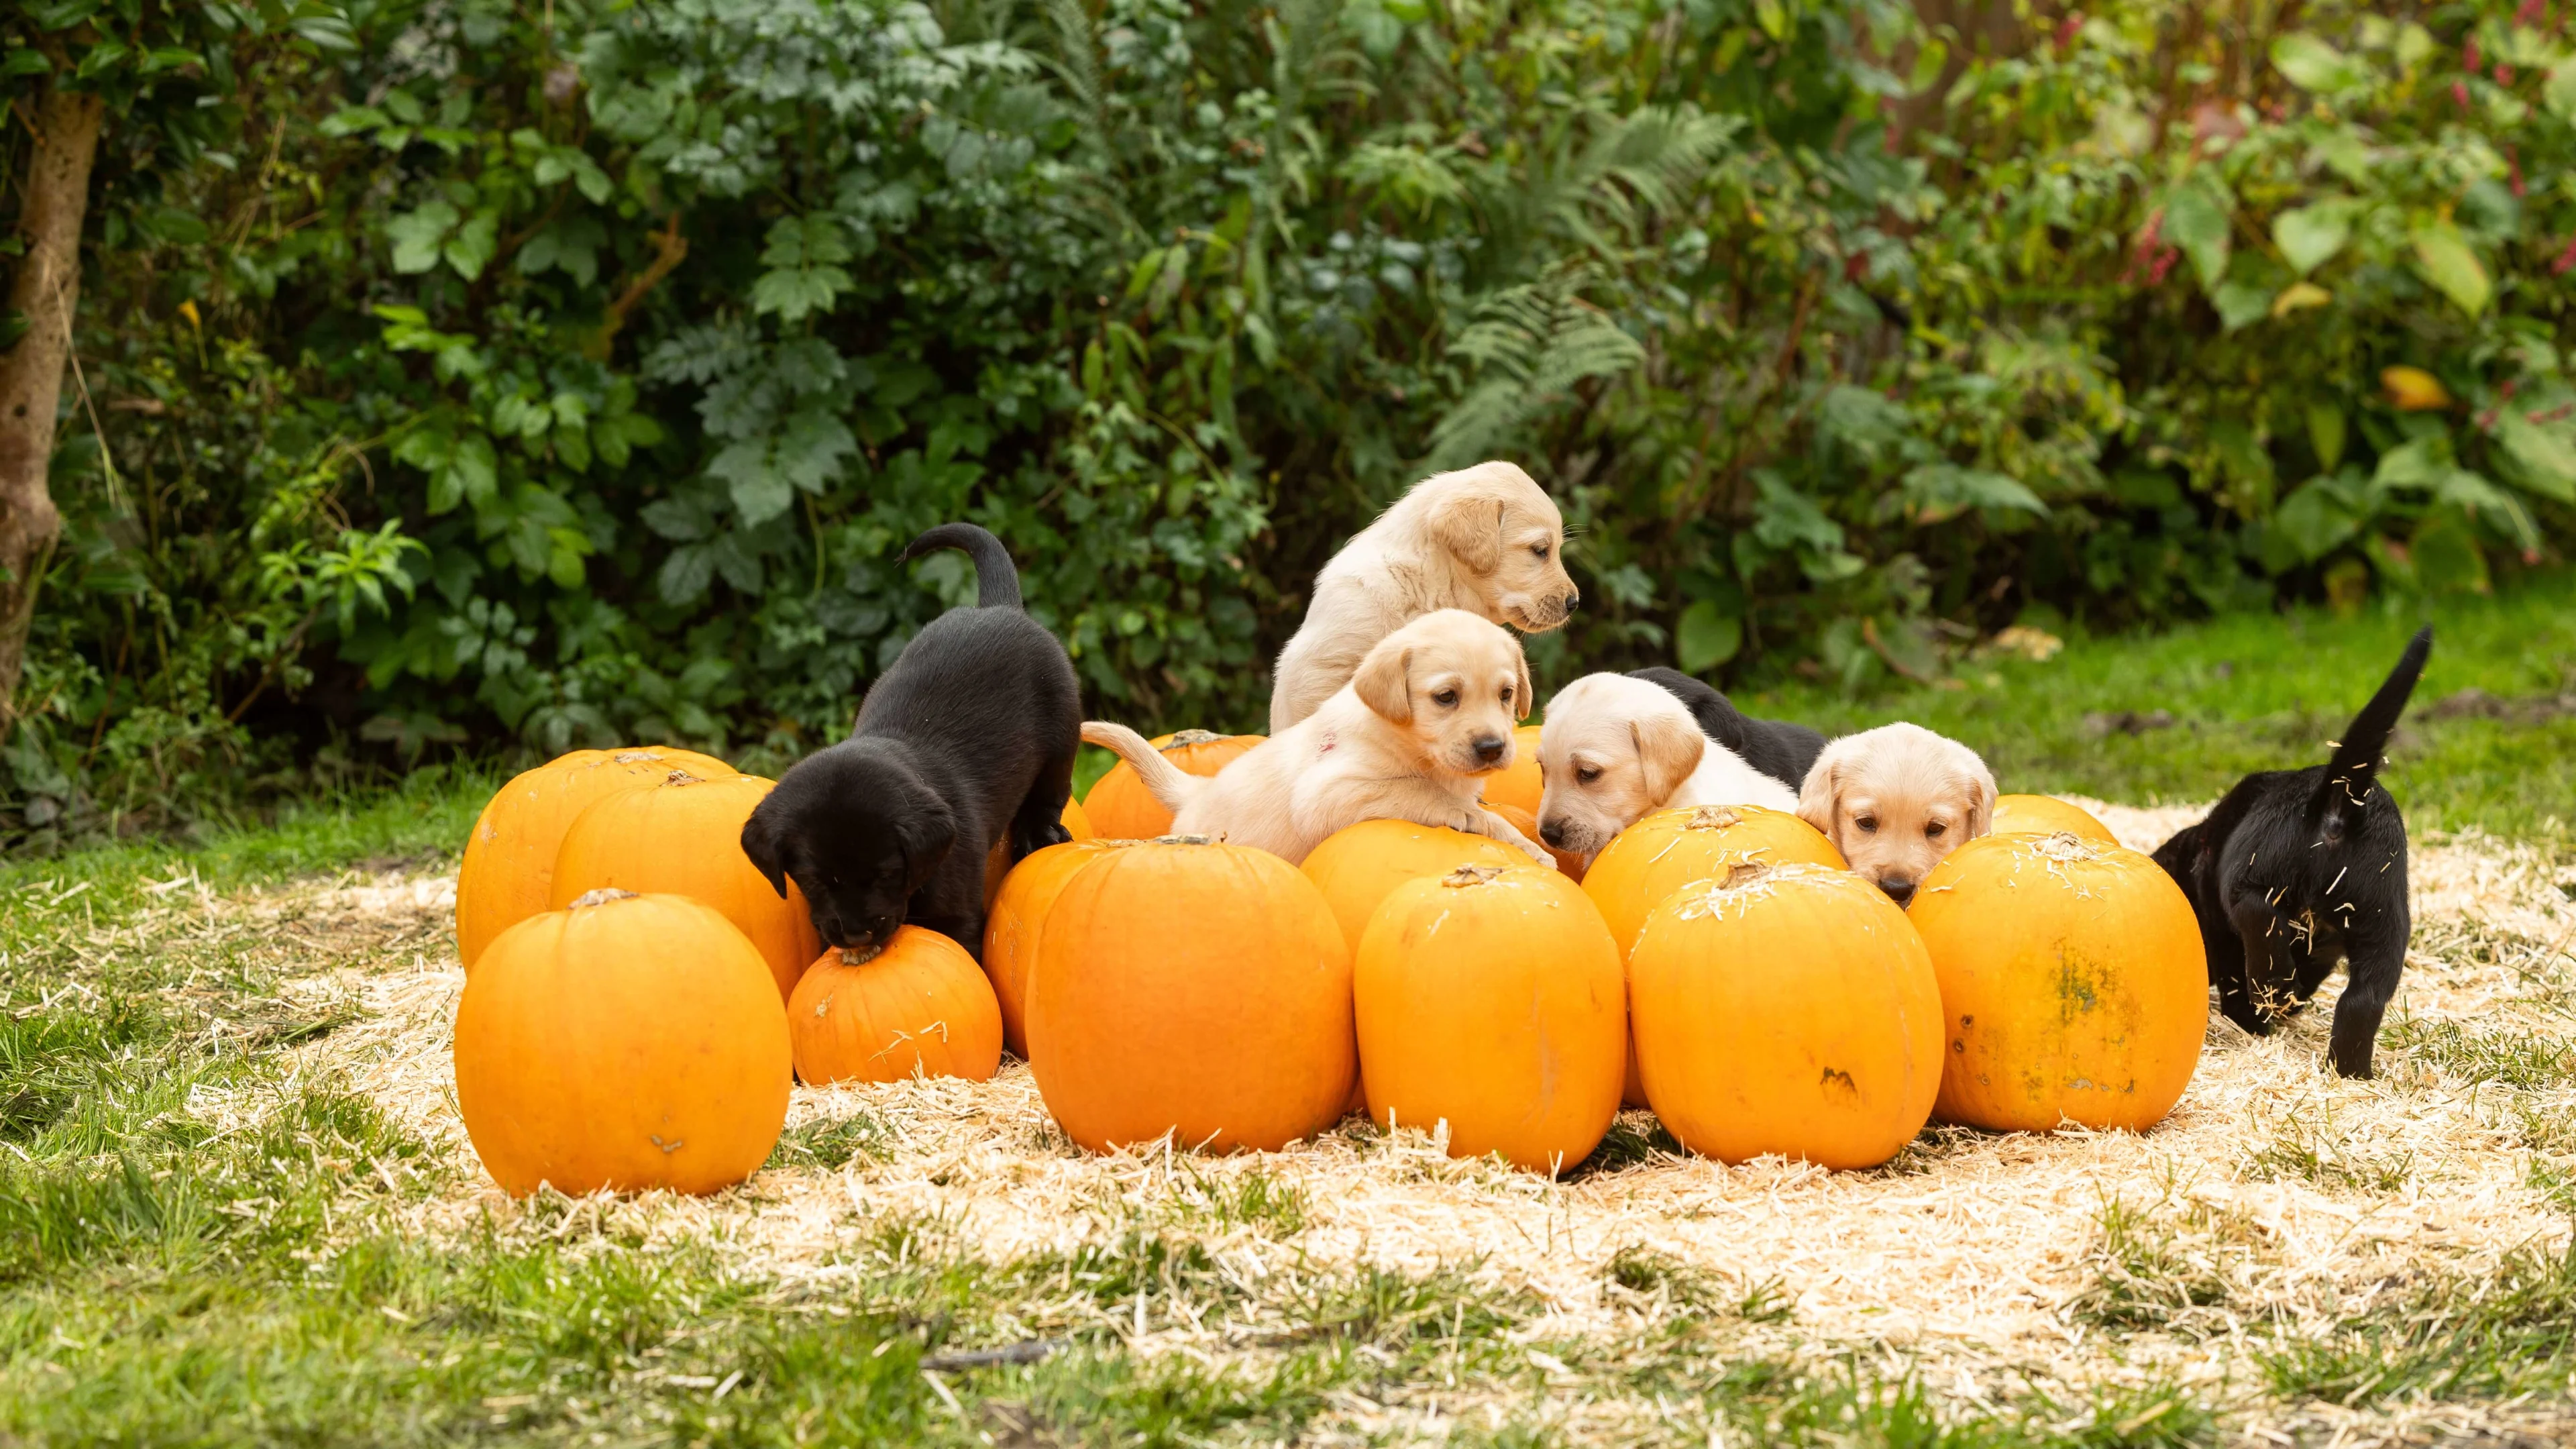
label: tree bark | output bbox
[0,85,105,745]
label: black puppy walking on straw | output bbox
[2152,627,2432,1079]
[741,523,1080,962]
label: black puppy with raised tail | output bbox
[1628,666,1827,792]
[2151,627,2432,1079]
[741,524,1079,961]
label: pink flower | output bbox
[2454,78,2473,109]
[2553,235,2576,276]
[2515,0,2544,28]
[2465,37,2482,71]
[2497,63,2515,85]
[2055,12,2084,48]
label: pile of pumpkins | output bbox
[450,730,2210,1199]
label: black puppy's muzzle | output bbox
[1878,877,1917,908]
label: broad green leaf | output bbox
[751,265,852,322]
[2410,511,2491,594]
[442,211,498,280]
[2163,180,2231,292]
[2307,403,2346,472]
[658,545,715,606]
[2410,222,2490,317]
[1675,602,1741,674]
[2273,201,2354,276]
[708,441,796,525]
[2548,60,2576,122]
[2273,479,2363,560]
[1752,0,1788,41]
[2496,415,2576,501]
[1902,464,2048,522]
[2213,280,2272,332]
[384,201,458,274]
[2271,34,2366,91]
[2436,470,2542,547]
[2372,437,2447,490]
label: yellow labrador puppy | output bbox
[1085,610,1550,866]
[1268,462,1579,732]
[1534,673,1797,861]
[1796,723,1996,906]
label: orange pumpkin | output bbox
[1629,862,1942,1169]
[455,747,739,969]
[981,839,1135,1057]
[455,889,790,1196]
[1476,724,1547,815]
[788,927,1003,1086]
[1028,837,1354,1153]
[1990,794,2118,845]
[1081,730,1262,839]
[1356,865,1624,1172]
[1907,832,2207,1132]
[981,795,1099,905]
[1299,819,1521,949]
[1061,796,1093,840]
[1485,802,1582,878]
[1583,803,1847,1106]
[549,773,821,1003]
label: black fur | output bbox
[2150,627,2431,1079]
[1628,667,1828,790]
[741,524,1080,960]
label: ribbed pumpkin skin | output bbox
[1476,724,1546,815]
[1583,804,1847,1106]
[981,796,1098,906]
[1082,731,1262,839]
[1485,803,1582,878]
[1355,865,1623,1171]
[548,774,821,1004]
[1629,863,1942,1169]
[1907,833,2207,1132]
[1061,797,1093,840]
[1301,820,1521,948]
[1028,839,1354,1153]
[455,747,739,969]
[455,892,790,1195]
[1990,794,2119,845]
[981,839,1134,1057]
[788,928,1003,1085]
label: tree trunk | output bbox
[0,85,105,745]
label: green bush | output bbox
[5,0,2573,841]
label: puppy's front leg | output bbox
[1462,805,1554,867]
[2326,905,2409,1080]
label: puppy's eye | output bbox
[1576,766,1602,785]
[1433,689,1459,708]
[1925,822,1947,839]
[1530,543,1550,559]
[1856,815,1880,833]
[1499,686,1514,704]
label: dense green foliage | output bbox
[5,0,2575,840]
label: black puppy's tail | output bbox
[2314,625,2432,835]
[898,523,1022,608]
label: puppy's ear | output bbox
[1796,745,1845,844]
[1354,643,1413,724]
[898,794,959,884]
[1958,750,1998,840]
[739,804,790,899]
[1511,645,1535,722]
[1430,488,1505,575]
[1630,711,1704,805]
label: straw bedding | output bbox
[176,800,2574,1442]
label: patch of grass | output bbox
[2245,1112,2414,1195]
[2386,1017,2576,1089]
[1161,1163,1310,1237]
[766,1110,894,1171]
[1601,1244,1792,1324]
[2260,1239,2576,1406]
[2072,1197,2259,1334]
[1571,1113,1685,1175]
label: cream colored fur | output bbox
[1796,722,1996,903]
[1533,673,1796,859]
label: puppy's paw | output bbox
[1513,838,1554,867]
[1015,820,1073,857]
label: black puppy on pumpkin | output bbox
[2152,627,2430,1078]
[742,524,1080,961]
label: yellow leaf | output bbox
[2271,282,2332,317]
[2380,365,2453,412]
[178,299,201,330]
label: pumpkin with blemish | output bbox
[1628,861,1942,1168]
[455,889,789,1196]
[1354,864,1624,1171]
[1906,831,2206,1132]
[455,747,739,970]
[1081,730,1262,839]
[548,772,821,1003]
[1989,794,2118,845]
[788,926,1002,1085]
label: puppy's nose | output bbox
[1472,735,1508,766]
[1561,589,1579,613]
[1878,879,1917,908]
[1540,817,1568,849]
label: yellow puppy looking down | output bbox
[1268,462,1579,733]
[1796,722,1996,906]
[1085,610,1551,867]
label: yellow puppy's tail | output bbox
[1080,722,1204,814]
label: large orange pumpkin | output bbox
[788,927,1002,1086]
[1477,724,1547,815]
[1990,794,2118,845]
[981,796,1097,906]
[981,839,1136,1057]
[1583,803,1847,1106]
[1081,731,1262,839]
[1485,802,1582,878]
[1629,862,1943,1169]
[455,747,738,969]
[1356,865,1624,1172]
[1907,832,2207,1132]
[1299,819,1521,948]
[455,889,790,1196]
[1027,837,1354,1152]
[549,773,821,1003]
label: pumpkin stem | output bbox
[1440,864,1507,888]
[1715,861,1773,890]
[1152,833,1216,846]
[1161,730,1226,750]
[568,888,641,908]
[2030,831,2103,862]
[663,770,704,786]
[1686,806,1744,830]
[839,943,885,965]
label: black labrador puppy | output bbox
[742,523,1079,960]
[2151,627,2430,1079]
[1629,666,1828,792]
